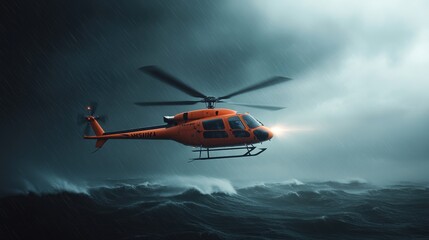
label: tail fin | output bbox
[95,139,107,149]
[88,117,108,149]
[79,103,109,151]
[89,117,104,136]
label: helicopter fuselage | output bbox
[84,108,273,148]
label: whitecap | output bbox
[159,175,237,195]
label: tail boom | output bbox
[84,127,170,140]
[83,116,173,150]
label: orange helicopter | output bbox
[80,66,292,160]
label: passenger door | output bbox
[227,116,250,138]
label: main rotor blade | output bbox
[224,102,286,111]
[135,100,200,106]
[219,76,292,100]
[140,65,207,98]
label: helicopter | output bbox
[79,65,292,160]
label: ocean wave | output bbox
[281,178,305,186]
[1,178,428,239]
[158,175,237,195]
[12,173,90,196]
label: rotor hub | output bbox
[203,96,218,109]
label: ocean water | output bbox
[1,177,428,240]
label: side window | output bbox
[202,119,225,130]
[228,116,245,130]
[203,131,228,138]
[232,130,250,138]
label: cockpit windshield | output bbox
[241,114,262,129]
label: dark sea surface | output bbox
[1,178,428,240]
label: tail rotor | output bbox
[77,102,107,136]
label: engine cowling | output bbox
[164,108,236,124]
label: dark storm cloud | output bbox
[1,0,429,195]
[248,0,429,182]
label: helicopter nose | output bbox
[268,129,274,140]
[253,127,273,142]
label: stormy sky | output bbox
[1,0,429,195]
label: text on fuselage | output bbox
[128,132,156,138]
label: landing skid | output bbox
[189,145,267,162]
